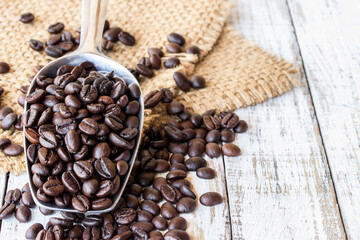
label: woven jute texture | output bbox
[0,0,296,174]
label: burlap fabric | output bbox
[0,0,297,174]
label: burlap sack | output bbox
[0,0,296,174]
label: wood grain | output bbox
[287,0,360,238]
[226,0,345,239]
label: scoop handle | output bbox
[77,0,109,54]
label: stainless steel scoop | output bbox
[24,0,144,213]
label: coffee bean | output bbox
[48,22,64,34]
[104,27,122,42]
[200,192,223,206]
[0,203,15,220]
[49,217,73,228]
[114,208,137,225]
[57,41,73,52]
[43,179,65,196]
[118,31,135,46]
[101,222,115,239]
[20,12,34,23]
[205,142,221,158]
[140,200,160,216]
[83,226,101,240]
[0,62,10,74]
[36,229,54,240]
[164,229,190,240]
[148,47,164,57]
[73,161,93,180]
[168,216,187,231]
[186,45,200,55]
[178,184,196,199]
[203,115,220,130]
[188,141,205,157]
[3,144,24,156]
[46,34,62,46]
[15,205,31,223]
[0,107,13,120]
[206,129,220,143]
[45,45,63,58]
[72,194,90,212]
[65,129,80,153]
[53,224,65,240]
[25,223,44,239]
[131,221,155,233]
[220,129,235,142]
[176,197,196,213]
[152,216,168,230]
[221,112,240,129]
[167,101,184,115]
[196,167,216,179]
[22,183,30,193]
[166,43,182,53]
[222,143,241,156]
[29,39,44,51]
[184,156,207,171]
[168,33,185,46]
[94,157,116,179]
[92,197,112,210]
[160,184,181,203]
[1,112,17,130]
[39,131,58,149]
[234,120,248,133]
[62,171,81,194]
[166,170,187,180]
[190,75,205,89]
[136,64,154,78]
[149,54,161,69]
[0,138,11,150]
[173,72,191,92]
[83,215,104,227]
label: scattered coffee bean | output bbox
[19,12,35,23]
[222,143,241,156]
[0,62,10,74]
[173,71,191,92]
[26,223,44,239]
[190,75,205,89]
[164,57,180,68]
[166,43,182,53]
[48,22,64,34]
[168,33,185,46]
[29,39,44,51]
[103,27,122,42]
[234,120,248,133]
[186,45,200,55]
[15,205,31,223]
[200,192,223,206]
[3,144,24,156]
[196,167,215,179]
[118,31,135,46]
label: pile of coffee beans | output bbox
[24,61,141,212]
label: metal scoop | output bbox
[24,0,144,213]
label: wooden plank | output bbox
[0,173,7,206]
[0,161,231,239]
[287,0,360,238]
[226,0,345,239]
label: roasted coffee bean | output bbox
[159,88,173,103]
[104,27,122,42]
[170,153,185,164]
[48,22,64,34]
[3,144,24,156]
[65,129,80,153]
[45,45,63,58]
[190,75,205,89]
[101,222,115,239]
[188,141,205,157]
[166,170,187,180]
[31,163,50,176]
[116,160,129,176]
[205,142,221,158]
[184,156,207,171]
[1,112,17,130]
[176,197,196,213]
[221,112,240,129]
[144,90,163,109]
[72,194,90,212]
[46,34,62,46]
[57,41,73,51]
[203,115,220,130]
[20,12,34,23]
[137,210,153,222]
[118,31,135,46]
[79,118,99,135]
[128,183,142,197]
[43,179,65,196]
[95,180,113,198]
[29,39,44,51]
[105,114,123,131]
[4,188,21,204]
[167,33,185,46]
[83,215,104,227]
[74,161,93,179]
[200,192,223,206]
[92,197,112,210]
[39,131,58,149]
[171,179,191,189]
[80,84,98,103]
[154,159,170,173]
[0,106,13,120]
[22,183,30,193]
[160,202,178,220]
[62,171,81,194]
[168,216,187,231]
[61,211,84,222]
[114,208,137,225]
[222,143,241,156]
[178,184,196,199]
[15,205,31,223]
[140,200,160,216]
[26,223,44,239]
[0,138,11,150]
[124,194,139,209]
[164,229,190,240]
[166,43,182,53]
[148,47,164,57]
[186,45,200,55]
[82,178,99,198]
[52,224,65,240]
[143,187,162,202]
[136,63,154,77]
[196,167,216,179]
[35,229,54,240]
[167,101,184,115]
[94,157,116,179]
[0,62,10,75]
[220,129,235,142]
[37,188,52,202]
[128,83,140,100]
[206,129,220,143]
[173,72,190,92]
[234,120,248,133]
[39,207,54,216]
[0,203,15,220]
[149,53,161,69]
[21,191,35,208]
[125,100,140,115]
[131,221,155,233]
[137,171,155,187]
[152,216,168,230]
[160,184,181,203]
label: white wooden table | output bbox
[1,0,359,239]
